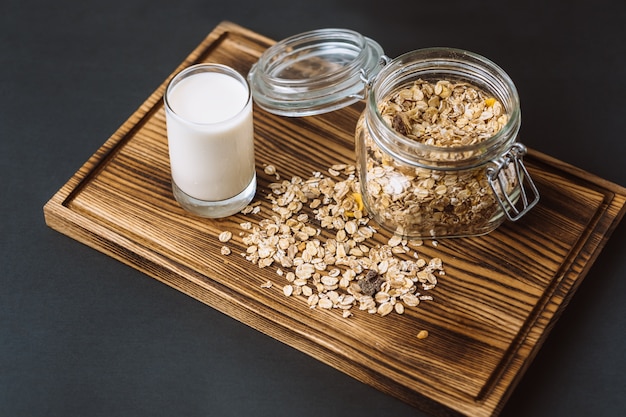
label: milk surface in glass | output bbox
[166,69,254,202]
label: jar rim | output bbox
[366,47,521,167]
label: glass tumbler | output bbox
[164,63,256,218]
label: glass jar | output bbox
[356,48,538,238]
[249,31,539,239]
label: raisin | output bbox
[358,270,385,296]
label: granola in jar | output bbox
[355,48,535,238]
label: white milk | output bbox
[165,69,255,202]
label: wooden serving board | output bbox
[44,22,626,417]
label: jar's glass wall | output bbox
[356,48,527,239]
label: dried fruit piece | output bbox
[358,270,385,296]
[417,330,429,340]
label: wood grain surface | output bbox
[43,22,626,417]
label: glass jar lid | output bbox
[248,28,385,117]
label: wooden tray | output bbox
[43,22,626,417]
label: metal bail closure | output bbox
[487,143,540,221]
[359,55,391,98]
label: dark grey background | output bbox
[2,0,625,416]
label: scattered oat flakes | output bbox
[218,231,232,243]
[387,234,403,247]
[264,164,277,175]
[241,202,261,215]
[394,303,405,315]
[327,167,340,176]
[318,297,334,309]
[220,246,231,256]
[220,164,445,319]
[261,280,273,288]
[417,330,429,339]
[283,284,294,297]
[377,302,394,317]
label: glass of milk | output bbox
[164,64,256,218]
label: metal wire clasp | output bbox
[357,55,391,98]
[487,143,540,221]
